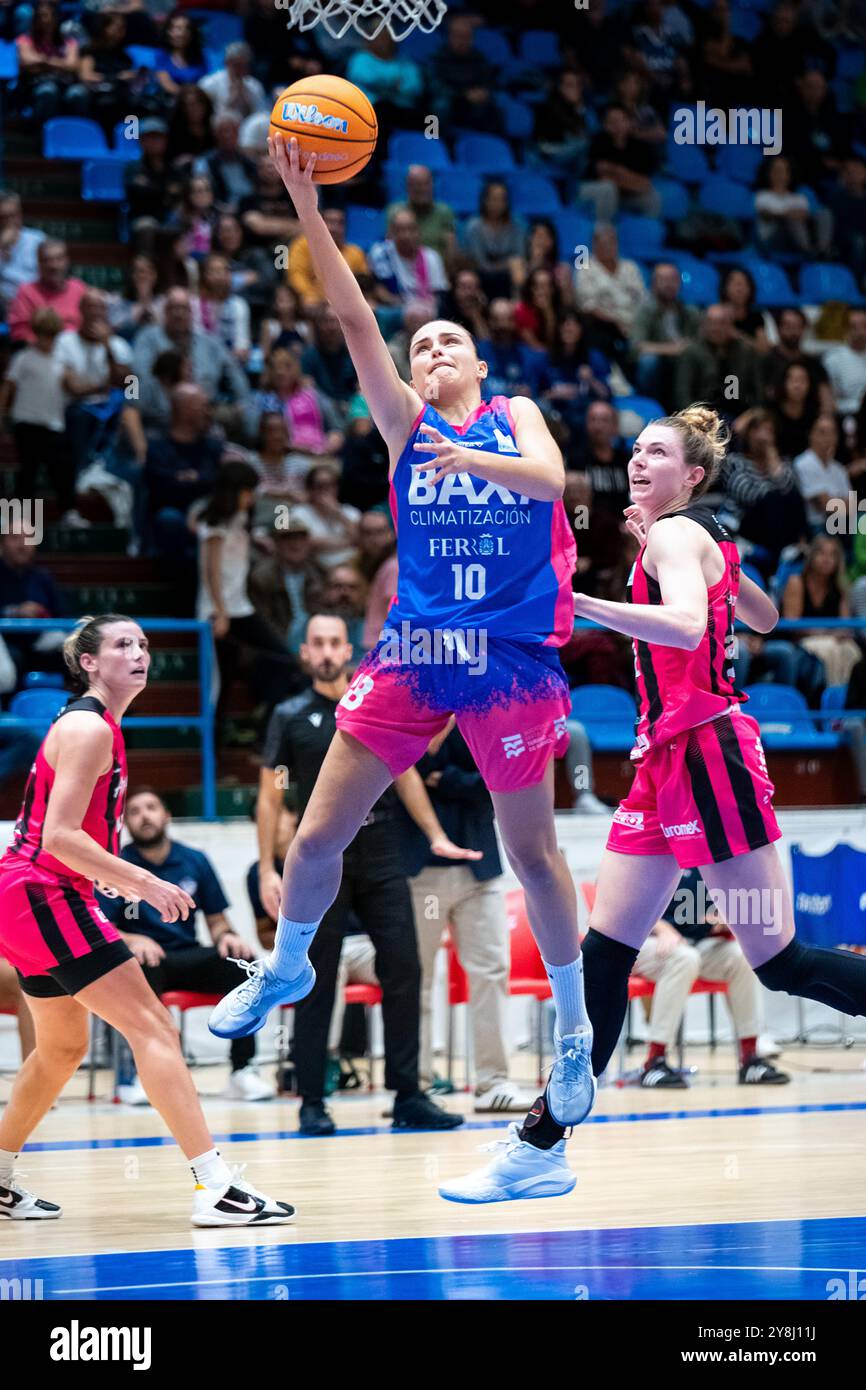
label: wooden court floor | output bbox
[1,1047,864,1277]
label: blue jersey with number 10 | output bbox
[385,396,576,647]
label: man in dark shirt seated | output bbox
[0,532,65,685]
[566,400,631,519]
[579,103,662,221]
[99,788,275,1104]
[476,300,548,400]
[300,305,357,420]
[629,866,789,1088]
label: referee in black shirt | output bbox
[257,613,471,1135]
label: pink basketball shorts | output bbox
[335,634,571,793]
[606,710,782,869]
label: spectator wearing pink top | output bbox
[248,346,344,460]
[8,240,87,344]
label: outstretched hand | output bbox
[623,505,647,547]
[268,134,319,217]
[412,426,471,486]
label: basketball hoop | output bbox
[287,0,448,43]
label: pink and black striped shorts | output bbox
[0,855,132,996]
[606,711,782,869]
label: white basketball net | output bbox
[287,0,448,42]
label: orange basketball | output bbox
[269,75,378,185]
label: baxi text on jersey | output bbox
[409,472,529,507]
[279,101,348,132]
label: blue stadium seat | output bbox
[44,118,110,160]
[127,45,159,69]
[111,121,140,160]
[184,9,244,50]
[730,10,762,39]
[455,134,516,173]
[553,211,594,261]
[473,27,514,67]
[82,159,127,202]
[569,685,637,753]
[9,688,68,725]
[388,132,452,169]
[517,30,560,67]
[820,684,848,732]
[345,205,385,250]
[500,98,534,141]
[677,258,719,305]
[507,171,561,214]
[770,556,802,605]
[654,178,689,221]
[698,176,756,220]
[616,394,665,442]
[665,140,710,184]
[715,143,766,185]
[740,563,767,591]
[742,684,839,749]
[399,28,444,61]
[616,215,665,259]
[0,39,19,79]
[799,263,863,305]
[748,259,798,308]
[23,671,65,689]
[836,47,866,82]
[434,169,481,216]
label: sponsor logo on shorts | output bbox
[753,736,769,777]
[553,716,568,740]
[612,808,644,829]
[502,734,525,759]
[662,819,702,839]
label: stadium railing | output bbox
[0,618,217,820]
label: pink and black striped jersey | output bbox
[3,696,128,888]
[628,506,745,759]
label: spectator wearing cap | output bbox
[123,118,177,226]
[248,512,326,655]
[8,239,87,345]
[368,210,448,314]
[288,208,368,312]
[0,190,45,317]
[199,41,267,120]
[292,463,361,571]
[385,166,457,264]
[194,110,257,209]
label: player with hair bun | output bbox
[443,406,866,1203]
[0,614,294,1226]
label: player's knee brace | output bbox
[755,937,866,1017]
[754,939,811,996]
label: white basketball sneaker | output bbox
[0,1175,62,1220]
[547,1028,596,1127]
[191,1165,295,1227]
[438,1123,576,1204]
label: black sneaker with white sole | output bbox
[0,1178,62,1220]
[640,1058,689,1089]
[738,1056,791,1085]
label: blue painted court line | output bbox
[2,1217,865,1300]
[20,1099,866,1153]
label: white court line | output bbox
[53,1263,845,1296]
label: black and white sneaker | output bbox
[0,1177,62,1220]
[738,1056,790,1085]
[640,1058,689,1089]
[192,1165,295,1227]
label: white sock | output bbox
[271,913,319,980]
[543,955,591,1039]
[0,1148,18,1186]
[189,1148,232,1191]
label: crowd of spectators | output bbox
[1,0,866,722]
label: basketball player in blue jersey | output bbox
[210,137,595,1146]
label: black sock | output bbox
[519,1093,566,1150]
[583,927,641,1077]
[756,938,866,1016]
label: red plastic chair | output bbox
[505,889,552,1084]
[445,935,470,1088]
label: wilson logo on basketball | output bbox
[280,102,349,133]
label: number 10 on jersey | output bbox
[451,563,486,601]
